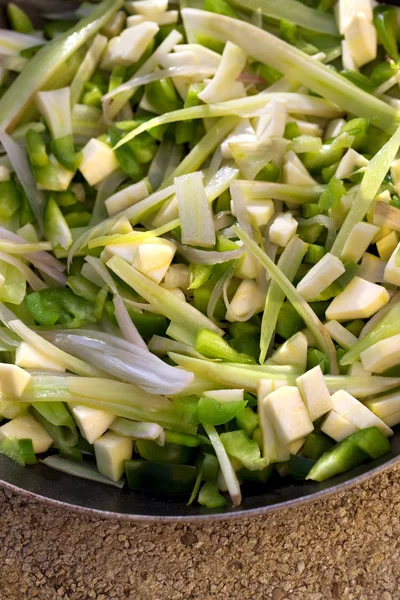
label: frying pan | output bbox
[0,0,399,521]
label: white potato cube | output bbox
[258,395,289,462]
[198,41,247,104]
[326,277,389,321]
[71,405,116,444]
[296,365,333,422]
[360,333,400,374]
[94,431,133,481]
[80,139,119,186]
[235,242,261,280]
[221,119,256,159]
[0,364,31,398]
[0,415,53,453]
[271,332,308,371]
[269,213,298,247]
[246,200,275,228]
[133,238,176,283]
[110,216,134,235]
[377,231,398,261]
[358,253,386,283]
[321,410,358,442]
[297,253,345,302]
[263,386,313,446]
[16,342,66,372]
[126,0,168,17]
[101,22,159,69]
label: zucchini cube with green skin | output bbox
[271,332,308,371]
[296,365,333,422]
[0,364,31,398]
[94,431,133,481]
[326,277,390,321]
[263,386,313,446]
[360,333,400,374]
[71,405,116,444]
[330,390,393,437]
[79,139,119,186]
[16,342,66,372]
[0,415,53,454]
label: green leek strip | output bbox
[181,9,400,133]
[239,181,326,204]
[324,376,400,398]
[0,0,123,131]
[169,353,297,392]
[0,241,52,254]
[113,95,342,149]
[107,255,224,337]
[203,424,241,506]
[162,116,239,188]
[70,34,108,106]
[41,455,125,488]
[260,236,308,364]
[88,219,180,249]
[230,0,338,35]
[233,226,338,375]
[331,124,400,257]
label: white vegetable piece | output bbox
[321,410,358,442]
[0,165,10,182]
[366,391,400,420]
[335,149,369,180]
[81,263,104,288]
[297,253,345,302]
[330,389,393,437]
[383,412,400,427]
[203,389,244,402]
[358,252,386,283]
[17,223,39,243]
[80,139,119,186]
[283,151,317,186]
[360,333,400,374]
[337,0,373,34]
[198,41,247,104]
[221,119,257,160]
[0,415,53,453]
[269,213,298,247]
[340,221,379,264]
[271,332,308,371]
[391,159,400,195]
[101,22,159,69]
[110,216,134,235]
[384,241,400,286]
[16,342,66,372]
[41,155,74,192]
[257,379,291,462]
[105,180,149,216]
[296,365,333,421]
[161,285,185,301]
[126,0,168,18]
[128,11,178,26]
[246,200,275,228]
[324,320,358,351]
[324,118,345,140]
[133,238,176,283]
[293,119,322,138]
[342,8,377,68]
[175,171,216,248]
[349,361,370,377]
[226,279,264,322]
[94,431,133,482]
[289,438,305,455]
[0,364,31,398]
[71,405,116,444]
[235,241,261,279]
[171,43,221,67]
[256,98,287,140]
[263,386,313,446]
[341,40,358,72]
[377,231,399,262]
[326,277,390,321]
[163,263,190,290]
[36,88,72,140]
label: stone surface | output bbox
[1,467,400,599]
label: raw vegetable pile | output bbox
[1,0,400,509]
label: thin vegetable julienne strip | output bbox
[331,124,400,257]
[0,0,123,132]
[233,226,338,375]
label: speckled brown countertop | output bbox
[1,466,400,600]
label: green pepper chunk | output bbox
[288,454,316,480]
[0,436,37,466]
[25,287,97,328]
[136,440,194,464]
[198,397,247,426]
[125,460,197,495]
[31,405,79,457]
[235,406,259,437]
[67,275,99,303]
[164,430,202,447]
[109,127,144,181]
[302,432,334,461]
[189,263,214,290]
[196,328,256,364]
[26,130,49,168]
[202,453,219,481]
[145,78,182,114]
[220,430,268,470]
[0,180,20,220]
[254,163,281,182]
[51,134,81,172]
[198,481,227,508]
[7,3,34,33]
[307,427,391,482]
[319,177,346,211]
[204,0,238,18]
[340,70,376,93]
[276,302,304,339]
[373,5,399,62]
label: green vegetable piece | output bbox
[198,480,227,508]
[340,70,376,93]
[321,161,339,183]
[196,328,256,364]
[220,430,268,471]
[371,60,399,86]
[44,19,76,40]
[306,427,391,482]
[302,203,323,218]
[26,129,49,167]
[307,348,329,374]
[297,223,324,244]
[0,436,36,466]
[51,135,81,172]
[43,197,72,250]
[256,62,282,85]
[302,432,335,461]
[303,134,352,173]
[64,211,91,228]
[341,118,370,151]
[230,333,260,362]
[202,453,219,481]
[135,440,194,464]
[279,19,318,55]
[145,78,182,114]
[236,406,259,437]
[204,0,238,18]
[336,261,359,289]
[336,348,348,374]
[31,404,78,455]
[284,121,301,140]
[0,180,20,220]
[373,5,399,62]
[198,396,247,426]
[345,319,364,337]
[288,454,315,480]
[238,464,273,485]
[127,132,157,164]
[304,244,327,265]
[254,163,281,182]
[276,302,304,339]
[53,191,77,207]
[125,460,197,495]
[164,430,202,447]
[319,177,346,211]
[109,65,126,93]
[19,189,35,226]
[7,3,33,33]
[109,128,144,181]
[228,320,259,339]
[0,260,25,304]
[189,263,214,290]
[26,287,96,328]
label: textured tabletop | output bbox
[1,467,400,600]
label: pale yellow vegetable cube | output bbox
[203,389,244,402]
[326,277,389,321]
[16,342,65,372]
[321,410,358,442]
[384,241,400,286]
[80,139,119,186]
[226,279,264,322]
[296,365,333,421]
[297,253,345,302]
[324,320,358,350]
[263,386,313,446]
[94,431,133,481]
[377,231,398,261]
[0,415,53,453]
[271,332,308,371]
[340,221,379,263]
[360,333,400,374]
[0,364,31,398]
[246,200,275,228]
[71,405,116,444]
[269,213,298,247]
